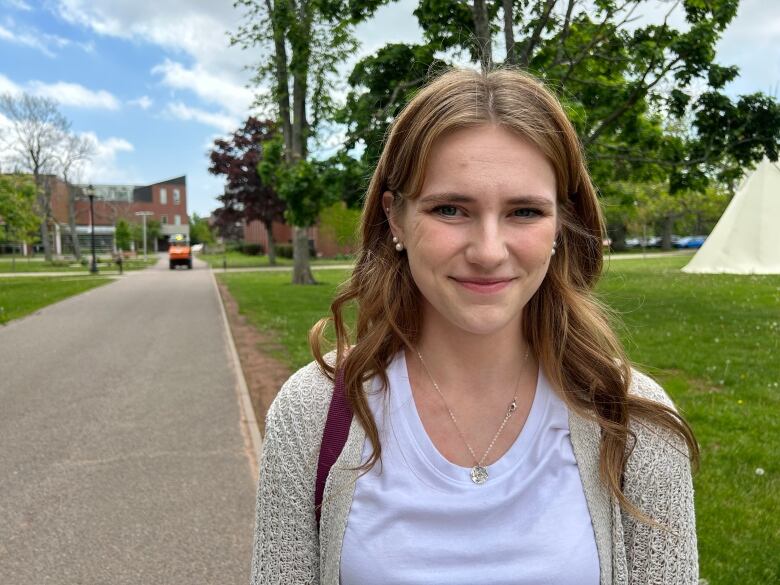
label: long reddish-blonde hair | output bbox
[311,67,697,519]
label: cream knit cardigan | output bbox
[250,360,698,585]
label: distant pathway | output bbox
[0,256,256,585]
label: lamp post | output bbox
[134,211,154,261]
[86,184,98,274]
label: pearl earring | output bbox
[392,236,404,252]
[551,241,557,256]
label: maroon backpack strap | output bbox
[315,367,353,529]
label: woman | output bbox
[250,68,699,585]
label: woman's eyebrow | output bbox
[418,192,555,208]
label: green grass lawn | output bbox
[219,257,779,584]
[0,276,111,324]
[0,256,157,273]
[199,250,353,269]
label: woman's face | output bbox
[384,124,559,339]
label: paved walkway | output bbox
[0,256,256,584]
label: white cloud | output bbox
[128,95,153,110]
[717,0,780,96]
[0,73,21,96]
[79,131,138,184]
[0,75,119,110]
[151,59,253,117]
[27,81,120,110]
[4,0,33,10]
[166,102,237,133]
[53,0,268,127]
[0,19,79,58]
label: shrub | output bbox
[241,243,265,256]
[275,243,294,258]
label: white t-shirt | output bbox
[340,351,600,585]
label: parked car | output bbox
[624,236,662,248]
[674,235,707,249]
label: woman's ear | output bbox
[382,191,401,237]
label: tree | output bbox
[319,201,361,253]
[0,175,39,253]
[55,133,94,260]
[208,117,285,264]
[232,0,387,283]
[258,136,333,250]
[115,218,131,252]
[0,93,70,261]
[131,219,161,253]
[340,0,780,203]
[190,213,216,247]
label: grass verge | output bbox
[219,256,778,584]
[0,276,111,324]
[0,257,157,273]
[199,251,353,269]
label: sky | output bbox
[0,0,778,217]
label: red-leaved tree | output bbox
[208,117,286,264]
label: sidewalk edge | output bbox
[209,267,263,478]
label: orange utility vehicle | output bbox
[168,233,192,269]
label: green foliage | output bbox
[319,151,370,208]
[259,136,333,227]
[189,213,216,246]
[130,219,160,251]
[0,175,39,244]
[337,42,447,166]
[241,242,265,256]
[336,0,779,198]
[114,219,131,252]
[275,243,294,258]
[319,201,361,250]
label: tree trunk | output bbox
[39,216,51,260]
[662,214,674,250]
[67,185,81,259]
[287,2,315,285]
[608,222,627,252]
[265,0,293,153]
[292,226,315,284]
[473,0,492,71]
[503,0,516,65]
[265,220,277,266]
[34,175,53,261]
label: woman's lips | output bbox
[451,277,514,294]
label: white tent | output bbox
[682,158,780,274]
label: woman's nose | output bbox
[464,220,508,267]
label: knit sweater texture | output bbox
[249,359,698,585]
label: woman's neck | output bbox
[409,315,533,402]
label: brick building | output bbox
[46,176,189,255]
[242,218,353,258]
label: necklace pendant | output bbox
[470,465,488,484]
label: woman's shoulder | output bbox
[627,368,676,409]
[624,368,692,472]
[264,353,337,443]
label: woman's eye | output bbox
[434,205,459,217]
[513,208,540,218]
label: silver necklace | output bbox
[414,346,531,485]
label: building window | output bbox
[160,187,167,205]
[174,214,181,226]
[173,189,180,205]
[161,215,168,225]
